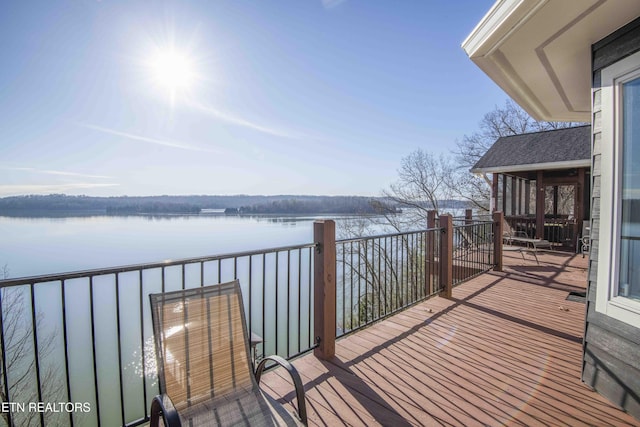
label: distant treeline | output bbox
[0,194,407,215]
[237,197,397,214]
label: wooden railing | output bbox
[316,213,499,358]
[0,213,500,426]
[505,215,577,250]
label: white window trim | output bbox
[596,50,640,326]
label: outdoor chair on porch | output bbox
[502,219,552,264]
[581,235,590,258]
[149,280,308,427]
[502,221,529,244]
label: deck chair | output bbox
[580,220,590,257]
[581,235,590,258]
[149,280,307,426]
[502,220,529,244]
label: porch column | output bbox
[502,174,507,213]
[518,179,524,215]
[576,168,586,236]
[524,180,531,214]
[492,173,499,213]
[426,210,436,296]
[511,176,517,216]
[493,211,504,272]
[439,214,453,299]
[313,220,336,360]
[536,170,545,239]
[465,209,473,224]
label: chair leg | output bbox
[150,395,181,427]
[256,355,308,425]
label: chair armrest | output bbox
[150,394,181,427]
[255,355,308,426]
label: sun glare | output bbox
[150,50,195,91]
[143,45,201,106]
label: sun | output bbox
[147,48,197,101]
[150,50,194,90]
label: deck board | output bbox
[261,251,640,426]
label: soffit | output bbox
[463,0,640,122]
[471,159,591,175]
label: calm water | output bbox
[0,212,374,426]
[0,213,356,279]
[1,211,440,426]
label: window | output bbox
[618,77,640,300]
[596,50,640,325]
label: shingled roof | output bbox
[471,125,591,174]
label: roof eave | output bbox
[471,159,591,175]
[463,0,640,123]
[462,0,556,121]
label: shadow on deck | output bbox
[261,251,640,426]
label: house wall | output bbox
[584,17,640,418]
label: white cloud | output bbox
[78,123,219,153]
[0,167,112,180]
[0,183,119,197]
[188,100,304,139]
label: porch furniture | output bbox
[502,244,532,262]
[149,280,308,427]
[581,235,590,258]
[507,236,552,251]
[503,243,547,264]
[503,230,552,264]
[503,221,529,242]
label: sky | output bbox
[0,0,506,197]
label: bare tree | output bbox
[454,99,584,169]
[366,100,587,227]
[449,99,586,212]
[380,150,456,231]
[544,185,575,216]
[335,100,587,332]
[335,220,428,331]
[0,265,65,427]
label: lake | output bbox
[0,210,457,426]
[0,212,378,426]
[0,213,369,279]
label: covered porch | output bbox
[262,251,639,426]
[472,126,591,251]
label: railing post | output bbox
[493,211,504,272]
[465,209,473,225]
[439,214,453,299]
[313,220,336,360]
[426,210,436,296]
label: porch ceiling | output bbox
[462,0,640,122]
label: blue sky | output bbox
[0,0,504,197]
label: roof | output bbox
[462,0,640,122]
[471,125,591,174]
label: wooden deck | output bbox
[261,251,640,426]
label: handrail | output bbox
[0,216,497,426]
[0,242,318,288]
[336,227,442,245]
[0,241,318,426]
[335,228,442,337]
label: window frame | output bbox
[596,50,640,326]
